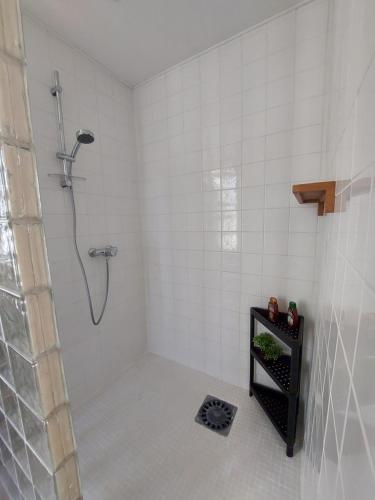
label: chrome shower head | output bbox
[76,129,95,144]
[71,129,95,159]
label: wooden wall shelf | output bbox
[292,181,336,216]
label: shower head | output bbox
[70,129,95,159]
[76,129,95,144]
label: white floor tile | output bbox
[73,353,301,500]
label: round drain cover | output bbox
[200,399,233,431]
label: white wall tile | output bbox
[24,16,146,408]
[265,183,291,208]
[242,27,267,64]
[243,86,267,115]
[295,35,326,74]
[267,77,294,108]
[242,162,265,187]
[134,1,326,399]
[264,208,290,232]
[243,111,266,138]
[267,48,295,81]
[296,0,329,41]
[243,58,267,90]
[302,1,375,499]
[243,136,265,163]
[267,12,296,54]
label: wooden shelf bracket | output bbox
[292,181,336,216]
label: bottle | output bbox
[287,301,299,328]
[268,297,279,323]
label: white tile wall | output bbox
[19,2,375,499]
[302,0,375,499]
[135,1,329,391]
[22,14,146,407]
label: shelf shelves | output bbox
[250,307,304,457]
[292,181,336,216]
[251,307,303,348]
[251,383,288,440]
[251,346,291,394]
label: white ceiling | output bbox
[21,0,301,86]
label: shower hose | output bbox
[69,184,110,325]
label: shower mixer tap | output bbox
[88,246,118,258]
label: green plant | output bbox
[253,333,283,361]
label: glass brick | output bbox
[0,338,14,385]
[28,449,57,500]
[8,421,30,476]
[0,437,16,481]
[25,290,58,356]
[0,156,7,218]
[0,55,29,142]
[0,13,5,52]
[20,400,75,472]
[19,399,52,470]
[0,289,58,360]
[46,406,75,469]
[0,460,23,499]
[0,290,31,357]
[0,57,13,139]
[0,220,19,291]
[8,347,41,415]
[12,222,49,292]
[0,408,10,445]
[0,144,41,219]
[7,59,30,143]
[37,351,67,416]
[0,378,21,431]
[15,461,35,500]
[0,220,49,298]
[0,0,23,60]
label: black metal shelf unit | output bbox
[250,307,304,457]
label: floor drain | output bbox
[195,395,237,436]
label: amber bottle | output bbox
[268,297,279,323]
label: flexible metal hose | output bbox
[69,185,110,325]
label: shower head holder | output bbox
[56,152,76,162]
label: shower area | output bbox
[22,15,146,411]
[1,0,375,498]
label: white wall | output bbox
[22,14,146,407]
[302,0,375,498]
[21,3,375,497]
[135,0,329,390]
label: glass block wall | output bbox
[0,1,81,499]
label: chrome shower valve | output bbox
[88,246,118,258]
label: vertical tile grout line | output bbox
[288,9,298,297]
[262,21,268,287]
[218,44,224,382]
[238,37,244,370]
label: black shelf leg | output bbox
[249,313,255,397]
[286,396,298,457]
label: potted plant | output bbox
[253,332,283,361]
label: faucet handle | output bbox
[105,245,118,257]
[88,246,118,258]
